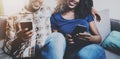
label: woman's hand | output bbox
[17,28,33,42]
[65,34,75,44]
[76,32,91,41]
[76,31,101,43]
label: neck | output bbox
[63,8,75,16]
[62,9,75,20]
[63,6,75,14]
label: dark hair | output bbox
[75,0,93,18]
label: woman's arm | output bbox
[78,21,102,44]
[84,21,102,43]
[80,21,101,43]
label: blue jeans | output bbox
[35,32,66,59]
[64,44,106,59]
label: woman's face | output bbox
[67,0,80,9]
[30,0,43,10]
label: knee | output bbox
[51,32,65,40]
[77,44,106,59]
[47,32,66,44]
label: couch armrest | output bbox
[111,19,120,32]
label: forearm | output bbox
[89,35,102,43]
[3,19,22,54]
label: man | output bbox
[3,0,66,59]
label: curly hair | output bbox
[54,0,93,19]
[54,0,67,13]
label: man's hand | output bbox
[17,28,33,42]
[91,8,101,22]
[65,34,75,44]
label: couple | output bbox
[3,0,106,59]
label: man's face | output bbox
[30,0,43,10]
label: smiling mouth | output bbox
[69,0,78,6]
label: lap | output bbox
[64,44,106,59]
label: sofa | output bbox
[0,9,120,59]
[95,9,120,59]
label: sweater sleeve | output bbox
[3,17,22,55]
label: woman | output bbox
[50,0,106,59]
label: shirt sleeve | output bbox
[3,17,21,55]
[87,14,94,23]
[50,14,58,30]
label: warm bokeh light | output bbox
[2,0,27,15]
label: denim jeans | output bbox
[35,32,66,59]
[64,44,106,59]
[35,32,106,59]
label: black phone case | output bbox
[72,25,87,36]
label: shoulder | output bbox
[86,14,94,22]
[50,12,61,21]
[52,12,61,18]
[39,5,54,16]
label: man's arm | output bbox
[91,8,101,22]
[3,16,22,55]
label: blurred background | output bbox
[0,0,120,20]
[93,0,120,20]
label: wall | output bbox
[2,0,26,15]
[2,0,120,20]
[0,0,3,15]
[93,0,120,20]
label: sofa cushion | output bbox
[0,16,7,39]
[111,19,120,32]
[0,40,12,59]
[101,31,120,55]
[95,9,111,42]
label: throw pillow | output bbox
[101,31,120,55]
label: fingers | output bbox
[95,13,101,22]
[26,30,33,36]
[91,8,101,22]
[17,28,33,42]
[65,34,75,44]
[75,32,91,41]
[67,39,73,42]
[76,32,91,37]
[67,38,75,44]
[69,41,75,44]
[24,31,33,38]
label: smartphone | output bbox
[20,22,33,31]
[72,24,87,35]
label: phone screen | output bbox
[20,22,33,31]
